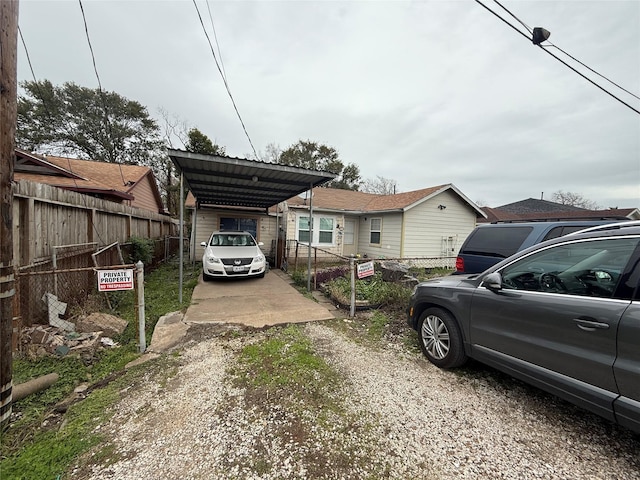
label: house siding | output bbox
[357,213,403,259]
[402,190,477,257]
[130,175,161,213]
[191,207,275,261]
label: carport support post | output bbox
[350,255,356,318]
[136,261,146,353]
[307,183,313,292]
[179,171,184,305]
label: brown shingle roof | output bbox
[43,155,151,194]
[286,184,481,214]
[14,150,164,210]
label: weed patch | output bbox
[219,325,389,478]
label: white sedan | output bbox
[201,231,266,280]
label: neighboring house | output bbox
[14,149,166,214]
[480,198,639,223]
[188,183,486,263]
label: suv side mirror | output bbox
[482,272,503,291]
[200,241,207,247]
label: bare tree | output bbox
[158,107,189,149]
[551,190,599,210]
[360,176,399,195]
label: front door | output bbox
[220,217,257,238]
[342,220,356,256]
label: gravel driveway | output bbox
[72,320,639,479]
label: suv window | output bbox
[500,237,640,299]
[463,226,533,259]
[541,225,595,241]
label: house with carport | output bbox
[188,182,485,266]
[170,149,485,268]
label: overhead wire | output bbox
[17,25,108,246]
[543,43,640,102]
[192,0,259,158]
[493,0,532,33]
[206,0,227,81]
[474,0,640,115]
[77,0,129,185]
[492,0,639,102]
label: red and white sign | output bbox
[98,269,134,292]
[357,261,375,279]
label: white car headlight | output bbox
[254,253,264,263]
[207,255,221,264]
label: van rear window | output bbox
[463,226,533,258]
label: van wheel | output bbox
[417,308,467,369]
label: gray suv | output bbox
[407,221,640,433]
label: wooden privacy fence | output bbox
[12,179,179,267]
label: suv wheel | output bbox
[418,308,467,369]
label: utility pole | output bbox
[0,0,18,428]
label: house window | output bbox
[318,218,334,244]
[296,214,336,245]
[298,216,311,243]
[370,218,382,244]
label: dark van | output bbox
[455,221,615,274]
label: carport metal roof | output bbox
[167,149,336,209]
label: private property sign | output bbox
[98,269,134,292]
[357,261,375,279]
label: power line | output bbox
[77,0,129,184]
[492,0,639,102]
[474,0,640,115]
[493,0,532,33]
[205,0,227,81]
[17,27,107,246]
[543,43,640,102]
[192,0,258,158]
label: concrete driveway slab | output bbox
[184,270,337,328]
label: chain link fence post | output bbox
[136,261,146,353]
[349,255,356,318]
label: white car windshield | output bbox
[209,234,255,247]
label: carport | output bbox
[167,149,336,301]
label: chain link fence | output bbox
[284,239,456,289]
[13,236,183,339]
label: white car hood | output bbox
[204,246,260,258]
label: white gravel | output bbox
[74,321,640,479]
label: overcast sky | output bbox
[16,0,640,209]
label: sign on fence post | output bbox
[97,269,134,291]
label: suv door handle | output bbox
[574,319,610,331]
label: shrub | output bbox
[127,236,154,265]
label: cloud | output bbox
[16,0,640,208]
